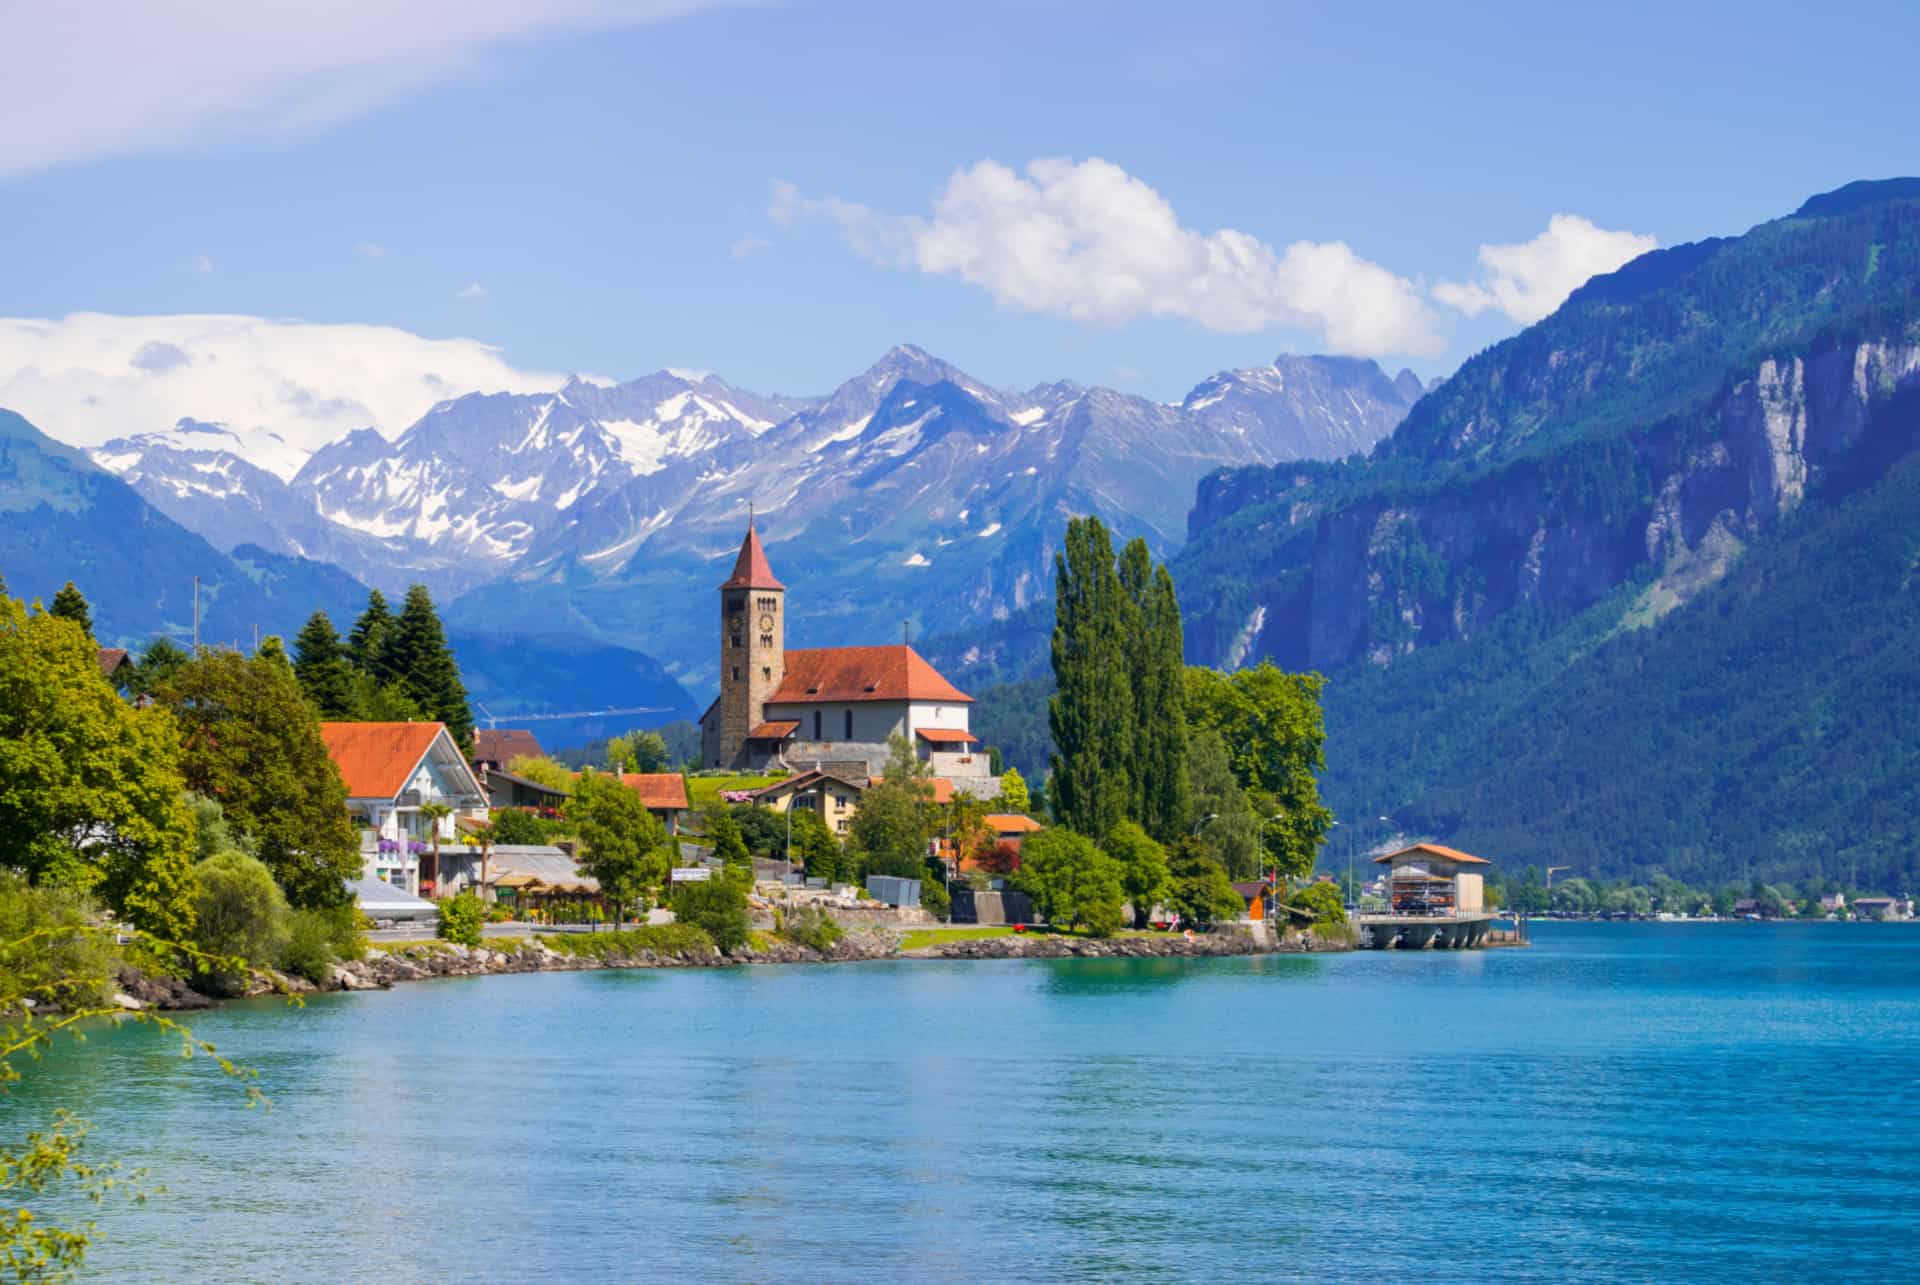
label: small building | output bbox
[1232,880,1274,921]
[473,727,544,772]
[1820,891,1848,913]
[96,647,133,681]
[483,767,569,812]
[1851,896,1907,921]
[749,769,867,835]
[620,772,690,834]
[1374,843,1489,915]
[320,721,490,897]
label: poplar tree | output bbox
[1048,516,1133,839]
[345,589,393,679]
[49,581,93,638]
[292,611,357,717]
[381,585,474,749]
[1137,564,1193,844]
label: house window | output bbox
[835,819,848,833]
[813,710,822,739]
[844,709,853,739]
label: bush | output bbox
[437,892,485,947]
[919,873,951,920]
[538,923,715,960]
[488,808,555,845]
[671,877,749,953]
[781,906,844,952]
[281,908,339,984]
[1285,881,1347,924]
[0,874,118,1009]
[192,850,290,993]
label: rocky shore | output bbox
[112,925,1345,1010]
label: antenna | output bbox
[903,619,911,646]
[192,576,200,653]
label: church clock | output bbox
[758,613,774,632]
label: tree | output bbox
[604,734,634,774]
[1285,881,1347,925]
[291,611,356,717]
[702,800,751,877]
[732,804,788,860]
[380,585,474,750]
[1187,730,1262,880]
[569,772,668,925]
[672,876,749,953]
[127,637,190,699]
[506,755,574,791]
[1048,516,1134,839]
[630,730,671,772]
[0,599,197,937]
[788,807,844,884]
[1186,663,1333,880]
[1013,828,1126,937]
[1119,543,1192,844]
[849,736,935,879]
[191,850,291,994]
[345,590,393,679]
[999,766,1032,815]
[157,649,359,910]
[1105,820,1171,929]
[418,801,453,896]
[1164,839,1245,928]
[488,808,551,845]
[347,671,425,722]
[460,819,497,906]
[47,581,91,638]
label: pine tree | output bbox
[49,581,93,637]
[383,585,474,748]
[1048,516,1134,839]
[292,611,357,717]
[345,590,392,679]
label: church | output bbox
[697,521,995,793]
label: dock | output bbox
[1354,911,1502,949]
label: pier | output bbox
[1354,910,1500,949]
[1352,842,1511,950]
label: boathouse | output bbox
[1356,842,1499,949]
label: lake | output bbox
[22,923,1920,1282]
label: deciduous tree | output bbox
[998,766,1032,815]
[850,736,935,879]
[1048,516,1133,839]
[569,771,668,925]
[1012,827,1125,937]
[1186,663,1332,880]
[1105,820,1171,929]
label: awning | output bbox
[915,727,979,745]
[749,721,799,740]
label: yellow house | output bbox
[748,769,867,836]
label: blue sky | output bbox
[6,0,1920,423]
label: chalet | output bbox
[697,521,995,796]
[473,727,544,771]
[749,769,866,835]
[320,721,490,897]
[620,772,690,834]
[483,768,569,812]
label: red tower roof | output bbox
[719,521,784,590]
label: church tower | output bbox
[714,518,785,767]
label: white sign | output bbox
[671,867,712,882]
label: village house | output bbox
[1850,895,1912,921]
[749,768,867,835]
[482,768,569,813]
[697,520,997,798]
[620,772,691,834]
[320,721,490,896]
[473,727,544,772]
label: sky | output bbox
[5,0,1920,446]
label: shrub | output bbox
[671,877,749,953]
[1286,881,1347,924]
[192,850,290,993]
[488,808,555,845]
[781,906,844,952]
[437,892,485,947]
[0,874,118,1009]
[919,873,951,920]
[538,923,715,960]
[281,908,340,984]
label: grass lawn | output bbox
[685,773,785,808]
[897,925,1032,951]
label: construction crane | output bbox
[473,702,674,729]
[1546,865,1571,894]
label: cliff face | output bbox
[1189,339,1920,673]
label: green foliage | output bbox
[47,580,91,637]
[670,876,749,953]
[436,893,485,947]
[488,807,558,845]
[291,610,356,717]
[537,922,715,960]
[605,730,671,773]
[919,867,951,919]
[1048,516,1134,838]
[1120,546,1193,843]
[1012,827,1126,937]
[1105,820,1171,928]
[733,803,788,860]
[0,599,198,937]
[281,906,356,983]
[345,589,392,680]
[157,649,358,910]
[124,637,189,699]
[971,678,1053,781]
[1187,730,1262,880]
[191,850,290,992]
[1186,663,1332,880]
[788,806,845,884]
[848,736,935,879]
[570,771,669,920]
[701,799,752,875]
[780,905,845,952]
[380,585,473,751]
[1286,881,1347,924]
[505,754,574,791]
[998,766,1031,814]
[1164,840,1246,928]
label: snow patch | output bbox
[977,522,1002,538]
[902,551,931,567]
[1009,406,1046,426]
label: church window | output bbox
[762,667,770,680]
[731,667,740,681]
[844,709,853,739]
[731,634,741,649]
[813,710,822,739]
[760,633,773,647]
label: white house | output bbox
[320,721,489,897]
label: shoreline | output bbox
[115,926,1350,1010]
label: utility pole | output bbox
[191,576,200,653]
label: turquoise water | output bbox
[20,923,1920,1282]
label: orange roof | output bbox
[915,727,978,744]
[749,720,799,740]
[769,645,971,705]
[984,813,1042,833]
[872,775,956,804]
[719,522,784,590]
[620,773,689,811]
[1373,842,1491,866]
[320,722,454,799]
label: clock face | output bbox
[758,614,774,632]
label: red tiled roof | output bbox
[872,775,957,804]
[1372,842,1491,866]
[473,727,543,766]
[320,722,452,799]
[620,773,689,811]
[96,647,131,675]
[769,645,971,705]
[719,522,784,590]
[915,727,978,744]
[750,768,868,800]
[749,720,799,740]
[984,813,1042,833]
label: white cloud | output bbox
[771,158,1443,358]
[194,255,215,273]
[0,1,748,178]
[457,282,488,300]
[0,313,568,463]
[1434,214,1657,325]
[729,236,771,260]
[354,242,386,258]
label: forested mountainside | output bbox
[1167,178,1920,887]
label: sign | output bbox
[671,867,712,882]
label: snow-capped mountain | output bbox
[79,346,1425,678]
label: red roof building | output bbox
[473,727,544,769]
[620,772,690,834]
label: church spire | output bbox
[719,516,784,590]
